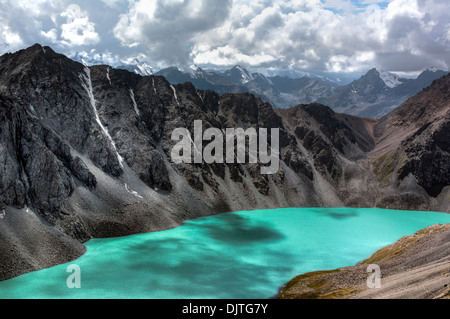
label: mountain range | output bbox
[71,51,447,118]
[318,67,448,117]
[71,51,154,76]
[0,44,449,282]
[155,64,446,118]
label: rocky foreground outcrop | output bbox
[0,44,448,280]
[278,223,450,299]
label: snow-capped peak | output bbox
[376,68,402,88]
[70,51,154,76]
[188,64,202,77]
[235,65,254,84]
[190,64,200,72]
[132,61,153,76]
[176,64,203,78]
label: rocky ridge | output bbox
[156,64,447,118]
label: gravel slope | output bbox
[278,223,450,299]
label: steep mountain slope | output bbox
[370,72,450,210]
[0,44,448,281]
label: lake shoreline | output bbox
[2,208,450,299]
[277,223,450,299]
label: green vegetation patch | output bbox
[371,150,397,184]
[278,269,344,299]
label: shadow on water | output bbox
[134,244,296,298]
[312,208,359,220]
[82,214,295,298]
[201,213,285,246]
[73,238,297,298]
[165,256,295,299]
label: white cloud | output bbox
[190,0,450,72]
[60,4,100,46]
[322,0,357,12]
[113,0,233,66]
[1,25,24,51]
[40,28,58,43]
[0,0,65,52]
[0,0,448,73]
[101,0,125,9]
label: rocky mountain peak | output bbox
[224,65,254,84]
[374,68,403,88]
[357,68,389,87]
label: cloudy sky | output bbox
[0,0,449,74]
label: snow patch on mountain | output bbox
[133,61,153,76]
[376,68,402,88]
[129,88,140,116]
[177,64,203,78]
[71,51,154,76]
[79,67,124,168]
[236,65,254,84]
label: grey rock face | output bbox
[398,113,450,197]
[0,97,27,208]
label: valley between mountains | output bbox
[0,44,449,284]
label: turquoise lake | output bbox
[1,207,450,299]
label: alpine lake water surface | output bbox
[1,207,450,299]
